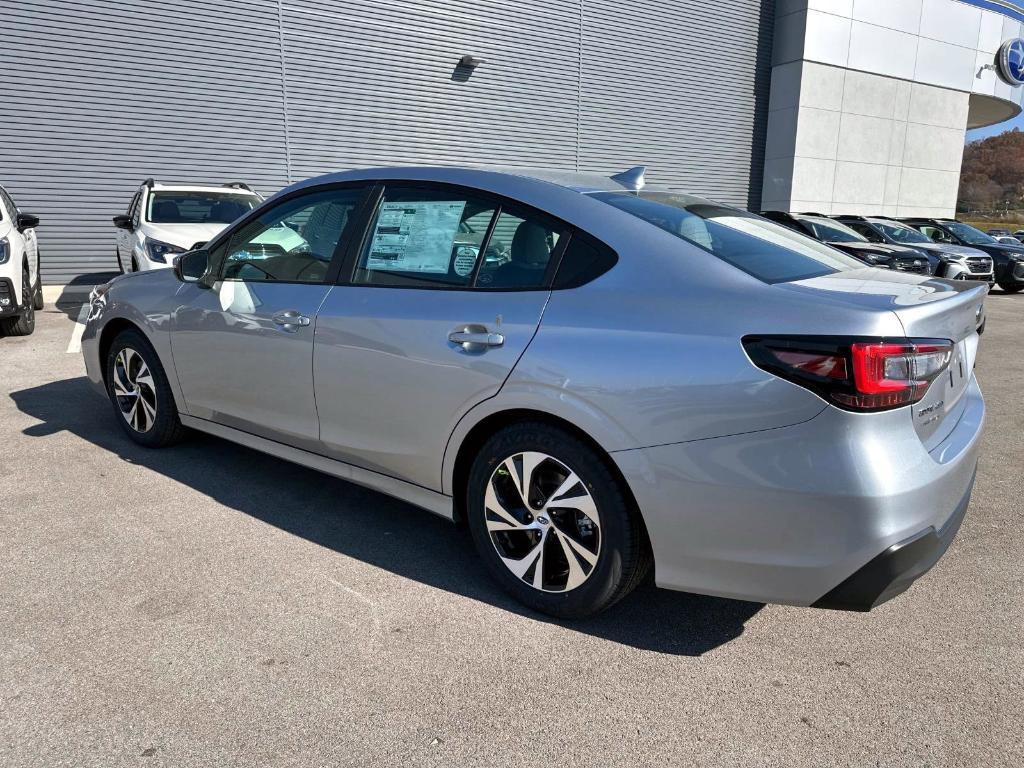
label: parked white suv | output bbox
[0,184,42,337]
[113,179,262,272]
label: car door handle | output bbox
[448,326,504,349]
[272,311,311,331]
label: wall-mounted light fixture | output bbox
[459,55,484,69]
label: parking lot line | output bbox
[65,303,90,354]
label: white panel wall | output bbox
[762,62,969,216]
[765,0,1022,216]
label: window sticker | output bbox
[366,201,467,273]
[452,245,478,277]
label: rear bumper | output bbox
[612,376,984,608]
[811,466,974,611]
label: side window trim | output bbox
[214,183,372,286]
[467,203,502,288]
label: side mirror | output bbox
[112,214,133,230]
[16,213,40,230]
[173,249,211,285]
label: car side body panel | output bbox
[314,285,551,491]
[81,271,188,411]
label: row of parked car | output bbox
[762,210,1024,292]
[4,177,1024,339]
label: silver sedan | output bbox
[82,166,986,618]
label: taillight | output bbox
[743,336,953,412]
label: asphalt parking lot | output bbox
[1,293,1022,767]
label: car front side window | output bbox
[219,187,364,284]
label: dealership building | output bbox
[4,0,1024,284]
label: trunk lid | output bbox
[779,269,987,449]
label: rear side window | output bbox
[593,191,864,284]
[353,185,566,290]
[552,232,618,289]
[355,187,498,288]
[475,209,563,289]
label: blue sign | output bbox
[962,1,1024,23]
[998,38,1024,85]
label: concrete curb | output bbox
[43,284,93,304]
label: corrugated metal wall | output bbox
[1,0,772,284]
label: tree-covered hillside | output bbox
[959,128,1024,213]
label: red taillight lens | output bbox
[743,336,953,412]
[833,341,952,409]
[770,350,848,380]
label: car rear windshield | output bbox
[592,191,864,283]
[147,191,258,224]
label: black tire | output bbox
[116,248,125,275]
[105,328,188,447]
[0,268,36,337]
[131,255,139,273]
[997,282,1023,294]
[32,271,43,311]
[467,422,651,619]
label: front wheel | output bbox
[467,422,650,619]
[0,268,36,337]
[997,282,1023,294]
[105,329,188,447]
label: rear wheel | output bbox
[105,329,188,447]
[0,268,36,337]
[467,422,650,619]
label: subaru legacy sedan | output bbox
[82,167,986,618]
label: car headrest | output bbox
[210,201,246,221]
[153,200,181,222]
[511,222,550,266]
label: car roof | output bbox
[281,165,653,197]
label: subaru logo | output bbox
[536,515,550,526]
[997,38,1024,85]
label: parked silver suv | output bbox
[82,167,986,618]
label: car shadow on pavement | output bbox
[11,376,764,656]
[48,274,119,321]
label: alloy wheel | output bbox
[112,347,158,432]
[485,451,602,593]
